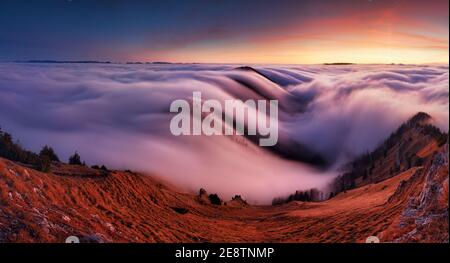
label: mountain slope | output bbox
[0,145,447,242]
[0,113,448,243]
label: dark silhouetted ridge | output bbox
[16,60,111,64]
[235,66,274,82]
[330,112,448,194]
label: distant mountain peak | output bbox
[408,112,432,126]
[235,66,272,80]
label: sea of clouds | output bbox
[0,62,448,203]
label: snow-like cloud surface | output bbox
[0,63,448,203]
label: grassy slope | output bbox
[1,142,446,243]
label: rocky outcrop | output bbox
[383,144,449,242]
[226,195,248,207]
[197,188,210,204]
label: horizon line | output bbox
[3,59,449,66]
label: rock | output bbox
[171,207,189,214]
[197,188,209,204]
[105,222,115,232]
[227,195,248,207]
[394,144,449,242]
[199,188,207,197]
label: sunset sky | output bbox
[0,0,448,64]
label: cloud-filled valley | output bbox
[0,63,448,204]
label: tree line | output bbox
[272,188,326,205]
[0,126,100,172]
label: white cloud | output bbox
[0,63,448,203]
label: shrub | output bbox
[36,156,51,172]
[208,194,222,205]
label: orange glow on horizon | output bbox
[135,5,449,65]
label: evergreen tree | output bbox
[68,151,82,165]
[39,145,60,162]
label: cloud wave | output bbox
[0,63,448,203]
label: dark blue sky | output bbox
[0,0,448,63]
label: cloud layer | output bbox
[0,63,448,203]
